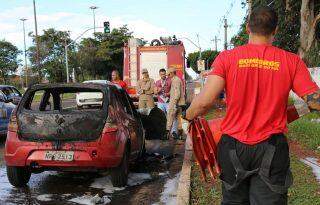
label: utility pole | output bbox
[65,39,69,83]
[33,0,40,81]
[224,18,228,50]
[90,6,98,34]
[212,35,220,51]
[196,33,202,59]
[20,18,28,87]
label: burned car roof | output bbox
[25,82,126,92]
[28,83,109,90]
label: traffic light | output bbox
[104,21,110,34]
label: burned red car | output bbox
[5,83,145,187]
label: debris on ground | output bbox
[300,157,320,183]
[69,194,111,205]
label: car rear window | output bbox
[24,87,104,111]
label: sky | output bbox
[0,0,247,58]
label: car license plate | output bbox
[44,151,74,161]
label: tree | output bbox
[299,0,320,65]
[28,28,76,83]
[0,40,21,84]
[231,0,320,66]
[78,25,133,80]
[77,37,104,80]
[96,25,133,77]
[187,50,220,72]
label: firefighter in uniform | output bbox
[137,69,155,110]
[184,6,320,205]
[166,67,185,140]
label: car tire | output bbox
[6,166,31,187]
[111,146,129,187]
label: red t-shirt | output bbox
[209,43,319,145]
[112,80,127,90]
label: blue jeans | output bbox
[158,102,178,134]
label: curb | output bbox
[176,123,193,205]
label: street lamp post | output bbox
[89,6,98,34]
[33,0,40,80]
[65,27,103,83]
[20,18,28,87]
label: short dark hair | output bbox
[159,68,166,73]
[248,6,278,36]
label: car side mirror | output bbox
[0,95,8,103]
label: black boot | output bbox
[162,130,170,140]
[172,132,179,140]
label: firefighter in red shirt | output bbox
[111,70,127,90]
[184,6,320,205]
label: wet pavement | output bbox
[0,138,185,205]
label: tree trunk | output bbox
[299,0,315,59]
[285,0,290,11]
[248,0,253,16]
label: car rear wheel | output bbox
[6,166,31,187]
[111,146,129,187]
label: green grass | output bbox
[288,155,320,205]
[191,155,320,205]
[190,109,320,205]
[190,163,221,205]
[287,112,320,154]
[32,92,76,102]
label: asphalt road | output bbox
[0,137,185,205]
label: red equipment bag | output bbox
[188,105,302,181]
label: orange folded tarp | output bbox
[189,105,301,181]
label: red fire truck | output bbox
[123,37,186,93]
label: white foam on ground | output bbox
[300,157,320,182]
[36,194,53,202]
[157,172,180,205]
[0,167,14,199]
[90,173,151,193]
[69,195,111,205]
[90,176,124,194]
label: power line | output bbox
[217,0,236,37]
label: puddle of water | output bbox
[127,173,152,186]
[153,172,180,205]
[300,157,320,182]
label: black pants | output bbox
[217,134,292,205]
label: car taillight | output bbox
[8,113,18,132]
[102,118,118,134]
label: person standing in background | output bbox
[111,70,127,90]
[166,67,185,140]
[154,68,171,114]
[137,69,155,110]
